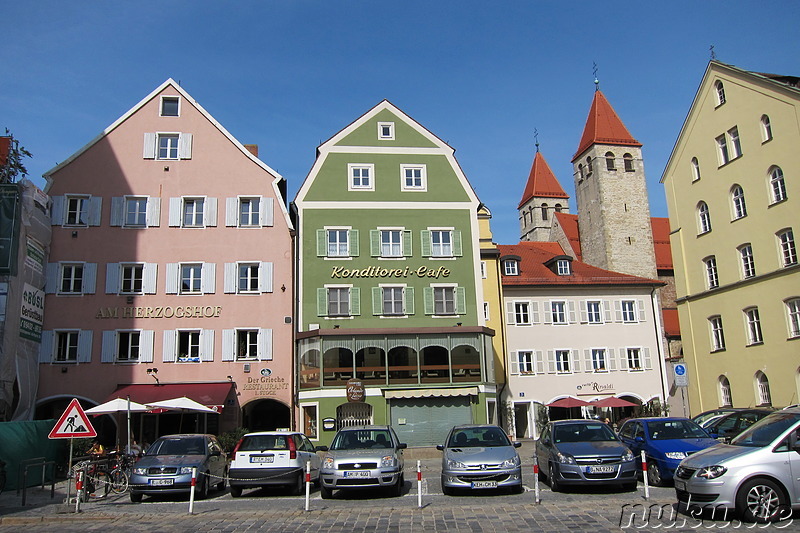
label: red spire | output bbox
[518,151,569,209]
[572,90,641,161]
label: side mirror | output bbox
[436,444,444,451]
[513,441,522,448]
[316,445,329,452]
[635,436,645,443]
[397,443,407,450]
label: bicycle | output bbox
[107,453,135,494]
[73,459,111,500]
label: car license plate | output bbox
[250,455,274,463]
[149,478,174,486]
[675,479,686,491]
[588,465,615,474]
[471,481,497,488]
[343,471,369,478]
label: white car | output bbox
[228,431,321,497]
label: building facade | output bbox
[293,101,495,447]
[37,80,295,442]
[662,61,800,412]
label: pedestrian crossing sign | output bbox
[48,398,97,439]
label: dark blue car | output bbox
[617,417,717,486]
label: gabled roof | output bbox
[499,241,662,287]
[518,151,569,209]
[650,217,673,271]
[553,212,581,260]
[573,90,641,161]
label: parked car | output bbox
[675,408,800,523]
[536,419,637,492]
[691,408,741,427]
[702,409,773,443]
[228,431,321,497]
[617,417,717,486]
[129,434,227,502]
[316,425,406,498]
[437,424,522,495]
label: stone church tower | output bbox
[518,147,570,242]
[572,88,657,279]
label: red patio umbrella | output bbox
[592,397,638,408]
[546,397,592,408]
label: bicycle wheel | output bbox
[109,468,129,494]
[89,470,111,499]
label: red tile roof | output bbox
[651,217,673,271]
[499,241,662,287]
[661,308,681,338]
[518,151,569,208]
[554,212,581,260]
[573,90,641,161]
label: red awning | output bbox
[108,383,233,413]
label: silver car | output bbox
[675,408,800,523]
[437,424,523,495]
[316,425,406,498]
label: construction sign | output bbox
[48,398,97,439]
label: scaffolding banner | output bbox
[0,184,20,274]
[20,283,44,342]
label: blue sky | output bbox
[3,2,798,245]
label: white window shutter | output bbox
[51,196,65,225]
[165,263,179,294]
[88,197,102,226]
[546,350,556,374]
[202,263,216,294]
[603,301,613,323]
[162,330,176,362]
[223,263,237,293]
[143,133,156,159]
[258,328,272,361]
[530,301,540,324]
[262,197,274,227]
[139,331,154,363]
[178,133,193,159]
[638,300,646,322]
[39,331,54,363]
[568,301,577,323]
[643,347,652,370]
[83,263,97,294]
[110,197,124,226]
[225,198,238,227]
[543,303,553,324]
[572,349,581,372]
[201,329,214,361]
[143,263,158,294]
[509,352,519,375]
[222,329,235,361]
[579,301,588,323]
[205,197,217,227]
[77,331,93,363]
[259,262,273,293]
[619,348,629,371]
[534,351,544,374]
[168,198,182,227]
[105,263,120,294]
[607,348,617,371]
[614,301,623,322]
[45,263,58,294]
[146,197,161,227]
[583,349,592,372]
[101,331,116,363]
[505,301,516,325]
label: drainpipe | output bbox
[650,286,669,413]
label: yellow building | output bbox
[662,61,800,412]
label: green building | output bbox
[293,101,496,446]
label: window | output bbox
[503,260,519,276]
[719,376,732,407]
[182,198,205,227]
[377,122,395,140]
[328,229,349,257]
[621,300,636,323]
[430,230,453,257]
[517,351,534,373]
[143,132,191,160]
[778,229,797,266]
[697,201,711,234]
[434,287,456,315]
[239,197,260,227]
[117,331,140,362]
[623,153,634,172]
[177,330,201,362]
[328,287,351,316]
[60,264,84,294]
[158,134,180,160]
[318,286,360,317]
[717,127,742,165]
[761,115,773,142]
[65,196,89,226]
[744,307,763,345]
[370,228,410,258]
[586,156,593,176]
[605,152,616,171]
[715,81,726,106]
[381,230,402,257]
[716,134,730,165]
[55,331,79,362]
[555,204,562,213]
[586,301,602,324]
[709,315,726,351]
[704,256,719,289]
[578,164,584,181]
[120,264,144,294]
[119,197,146,227]
[236,330,258,360]
[181,264,203,294]
[756,372,772,406]
[556,259,570,275]
[626,348,642,371]
[514,302,530,325]
[541,204,548,220]
[739,244,756,279]
[786,298,800,338]
[400,165,426,191]
[551,301,567,324]
[348,164,374,191]
[728,127,742,159]
[382,287,404,316]
[691,157,701,181]
[238,263,260,293]
[483,302,489,321]
[555,350,571,373]
[769,167,787,204]
[591,348,607,372]
[731,185,747,220]
[160,96,180,117]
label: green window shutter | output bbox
[350,287,361,316]
[316,229,327,257]
[452,231,462,257]
[317,288,328,316]
[423,287,434,315]
[403,230,413,257]
[455,287,467,315]
[370,230,380,257]
[420,231,432,257]
[404,287,415,315]
[349,229,359,257]
[372,287,382,315]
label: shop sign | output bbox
[576,381,614,395]
[242,375,288,397]
[20,282,44,342]
[331,265,451,279]
[95,305,222,319]
[346,378,365,402]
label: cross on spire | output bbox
[534,128,539,152]
[593,62,600,91]
[709,44,716,60]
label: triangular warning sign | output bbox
[49,398,97,439]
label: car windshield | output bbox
[731,412,800,448]
[646,420,708,440]
[331,429,393,450]
[553,423,617,443]
[147,437,206,456]
[448,427,510,448]
[239,434,289,451]
[692,410,731,426]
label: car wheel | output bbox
[549,463,561,492]
[130,492,143,503]
[216,470,226,492]
[736,478,788,523]
[197,473,209,500]
[292,472,305,496]
[390,474,404,497]
[647,462,664,487]
[320,484,333,499]
[510,483,524,494]
[230,486,242,498]
[622,481,638,492]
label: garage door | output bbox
[390,397,472,447]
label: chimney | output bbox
[244,144,258,157]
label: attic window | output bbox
[378,122,395,140]
[161,96,180,117]
[556,259,571,276]
[503,260,519,276]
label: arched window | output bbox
[697,201,711,234]
[785,298,800,339]
[761,114,773,142]
[715,81,726,106]
[777,229,797,267]
[586,156,593,176]
[541,203,548,220]
[623,153,634,172]
[731,185,747,220]
[755,372,772,406]
[522,210,528,226]
[605,151,616,171]
[578,164,584,181]
[719,376,732,407]
[691,157,701,181]
[769,166,787,204]
[554,204,563,213]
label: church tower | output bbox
[572,87,657,279]
[518,147,570,242]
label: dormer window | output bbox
[503,260,519,276]
[556,259,571,276]
[377,122,395,140]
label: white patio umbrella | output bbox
[147,397,218,434]
[86,397,150,453]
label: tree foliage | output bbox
[0,129,33,184]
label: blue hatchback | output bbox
[617,417,717,486]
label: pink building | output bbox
[37,80,294,443]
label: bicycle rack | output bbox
[20,459,57,506]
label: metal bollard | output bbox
[417,460,422,508]
[533,455,540,504]
[640,451,650,501]
[305,461,311,511]
[188,467,197,514]
[74,469,84,513]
